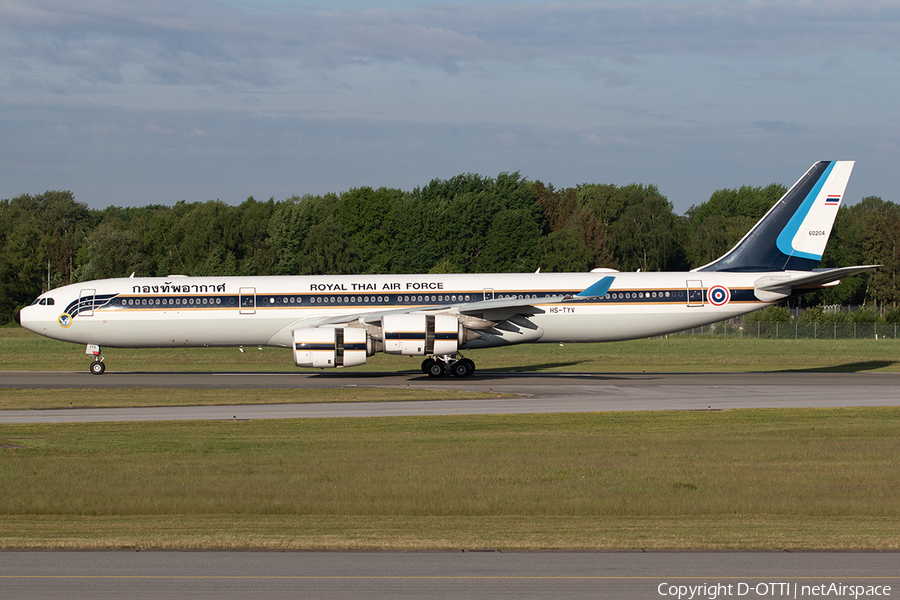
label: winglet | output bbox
[576,276,615,298]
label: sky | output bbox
[2,0,899,214]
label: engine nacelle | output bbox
[433,314,463,355]
[293,327,371,368]
[382,313,464,356]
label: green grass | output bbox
[3,327,899,373]
[2,408,899,549]
[0,388,500,410]
[3,327,898,550]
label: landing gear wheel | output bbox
[449,359,474,378]
[426,361,445,378]
[90,360,106,375]
[461,358,475,376]
[421,358,436,374]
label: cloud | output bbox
[753,120,806,133]
[2,0,898,214]
[2,0,899,92]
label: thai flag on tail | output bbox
[825,194,841,205]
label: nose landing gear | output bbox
[87,344,106,375]
[90,359,106,375]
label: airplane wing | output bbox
[754,265,878,301]
[311,276,616,334]
[310,295,561,330]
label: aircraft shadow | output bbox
[487,361,582,372]
[776,360,898,373]
[305,367,647,382]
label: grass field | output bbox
[2,409,899,549]
[2,327,899,549]
[2,326,899,373]
[0,388,501,410]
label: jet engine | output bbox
[293,327,373,368]
[382,313,465,356]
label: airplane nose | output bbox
[14,310,21,326]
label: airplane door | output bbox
[79,289,96,317]
[483,288,495,300]
[686,280,704,307]
[239,287,256,315]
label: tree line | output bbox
[2,172,898,325]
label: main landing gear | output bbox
[87,344,106,375]
[421,355,475,378]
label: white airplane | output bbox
[18,161,875,377]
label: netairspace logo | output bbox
[657,582,892,599]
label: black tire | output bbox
[90,361,106,375]
[450,360,472,378]
[461,358,475,376]
[421,358,435,374]
[427,361,445,378]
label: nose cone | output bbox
[14,309,21,326]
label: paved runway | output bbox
[1,550,898,600]
[1,371,899,423]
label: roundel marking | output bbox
[708,285,731,307]
[58,313,73,328]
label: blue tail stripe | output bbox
[698,161,834,272]
[775,160,834,261]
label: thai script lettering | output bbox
[133,282,226,294]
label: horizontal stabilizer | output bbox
[754,265,878,301]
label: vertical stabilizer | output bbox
[697,161,854,272]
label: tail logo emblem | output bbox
[708,285,731,307]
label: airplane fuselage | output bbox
[20,271,774,350]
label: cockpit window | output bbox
[33,297,55,306]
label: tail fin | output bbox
[697,161,854,272]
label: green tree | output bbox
[299,216,364,275]
[475,208,541,272]
[406,172,544,273]
[577,183,681,271]
[268,194,338,275]
[532,181,616,271]
[232,196,276,275]
[535,228,592,272]
[0,205,45,323]
[0,191,95,322]
[334,187,404,273]
[859,198,900,308]
[77,222,152,280]
[683,184,785,267]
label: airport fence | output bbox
[674,321,900,340]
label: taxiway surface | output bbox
[2,550,898,600]
[1,371,899,423]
